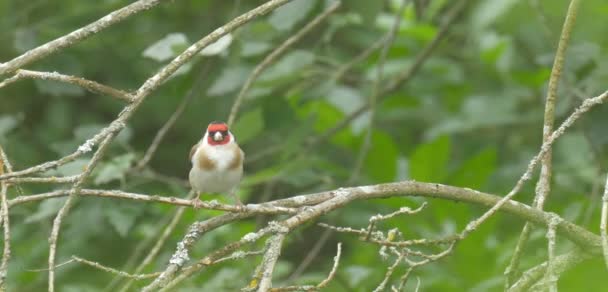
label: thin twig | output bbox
[601,174,608,270]
[397,243,456,289]
[155,223,277,291]
[286,227,332,282]
[460,88,608,241]
[3,175,80,184]
[49,134,115,292]
[117,191,196,292]
[312,0,468,146]
[257,232,287,291]
[0,146,12,288]
[365,202,427,241]
[0,69,134,102]
[508,249,591,292]
[212,249,265,265]
[271,242,342,291]
[72,256,160,280]
[544,214,560,292]
[536,0,581,212]
[505,0,582,286]
[226,0,341,126]
[135,65,210,169]
[373,253,405,292]
[0,121,123,181]
[0,0,167,75]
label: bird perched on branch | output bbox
[189,121,244,208]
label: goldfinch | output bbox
[189,121,244,207]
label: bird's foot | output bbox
[234,200,245,212]
[191,198,204,209]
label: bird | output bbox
[188,121,244,208]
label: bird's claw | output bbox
[191,198,204,209]
[235,201,245,212]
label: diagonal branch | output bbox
[460,88,608,241]
[0,0,168,75]
[312,0,469,146]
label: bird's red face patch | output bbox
[207,122,231,145]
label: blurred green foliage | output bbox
[1,0,608,291]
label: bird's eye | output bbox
[221,130,228,136]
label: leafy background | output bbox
[1,0,608,291]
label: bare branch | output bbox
[312,0,469,146]
[0,69,134,102]
[0,121,123,181]
[396,243,455,290]
[506,0,582,286]
[3,175,80,184]
[544,214,561,292]
[257,233,287,291]
[508,249,591,292]
[49,133,115,292]
[271,242,342,291]
[373,253,405,292]
[601,174,608,270]
[0,146,12,288]
[71,256,160,280]
[0,0,167,75]
[9,188,297,214]
[317,242,342,288]
[117,192,196,292]
[460,88,608,241]
[135,66,211,169]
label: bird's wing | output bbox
[189,142,199,161]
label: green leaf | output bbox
[344,266,373,287]
[409,135,451,182]
[34,79,84,97]
[232,108,264,145]
[103,203,139,237]
[207,66,251,96]
[200,34,233,56]
[25,198,67,223]
[241,41,271,57]
[449,148,497,189]
[268,0,317,31]
[48,159,90,176]
[200,268,242,290]
[142,33,189,62]
[0,114,21,140]
[259,50,315,82]
[471,0,518,31]
[93,153,136,185]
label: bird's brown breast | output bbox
[227,145,243,171]
[197,148,217,170]
[195,143,243,171]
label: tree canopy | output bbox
[1,0,608,291]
